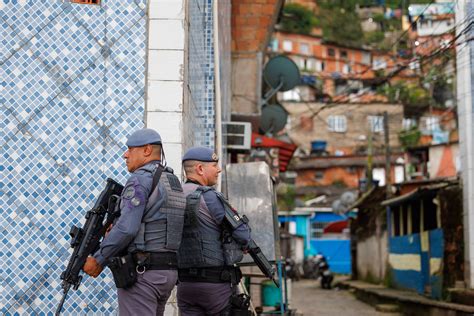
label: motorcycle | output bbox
[285,257,302,281]
[303,255,319,279]
[317,256,333,289]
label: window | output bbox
[342,64,351,74]
[368,115,384,133]
[306,58,316,71]
[71,0,101,4]
[300,43,310,55]
[362,52,371,65]
[281,89,300,101]
[341,50,348,59]
[294,57,305,69]
[402,118,417,130]
[283,40,293,52]
[310,221,326,238]
[421,116,440,131]
[327,48,335,57]
[327,115,347,132]
[314,171,324,181]
[269,38,278,52]
[373,58,387,70]
[316,61,325,72]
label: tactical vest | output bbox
[177,184,244,268]
[128,164,186,253]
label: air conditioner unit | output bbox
[223,122,252,150]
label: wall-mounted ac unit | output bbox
[223,122,251,150]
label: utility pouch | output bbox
[222,240,244,265]
[108,253,137,288]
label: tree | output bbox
[320,7,364,46]
[280,3,318,35]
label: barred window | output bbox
[368,115,384,133]
[327,115,347,133]
[311,221,326,239]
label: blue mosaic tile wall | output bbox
[186,0,215,148]
[1,0,147,314]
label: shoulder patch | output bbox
[123,186,136,199]
[131,197,141,206]
[167,174,183,192]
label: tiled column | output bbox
[147,0,185,178]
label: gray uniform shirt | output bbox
[94,160,165,266]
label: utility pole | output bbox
[367,127,373,191]
[456,0,474,289]
[384,112,391,197]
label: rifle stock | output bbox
[55,178,123,316]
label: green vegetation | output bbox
[276,183,296,211]
[399,127,421,149]
[280,4,318,35]
[320,8,364,46]
[378,81,430,108]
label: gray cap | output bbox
[182,147,218,162]
[126,128,162,147]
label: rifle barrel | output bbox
[55,284,70,316]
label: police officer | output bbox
[177,147,251,315]
[83,128,186,316]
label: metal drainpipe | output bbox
[213,0,223,192]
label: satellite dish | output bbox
[263,55,300,92]
[259,56,300,135]
[260,103,288,134]
[331,200,345,214]
[340,191,357,207]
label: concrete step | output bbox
[375,304,400,313]
[340,280,474,316]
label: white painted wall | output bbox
[146,0,185,179]
[357,231,388,282]
[456,0,474,289]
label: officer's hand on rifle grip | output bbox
[83,256,103,278]
[105,224,113,237]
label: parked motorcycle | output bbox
[285,257,303,281]
[317,256,333,289]
[302,254,322,279]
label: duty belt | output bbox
[133,252,178,271]
[178,266,242,284]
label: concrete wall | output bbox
[428,143,460,179]
[357,231,388,283]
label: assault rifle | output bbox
[222,210,280,288]
[247,239,280,288]
[55,178,123,316]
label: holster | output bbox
[220,294,252,316]
[108,253,137,289]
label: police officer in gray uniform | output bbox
[83,128,186,316]
[177,147,251,316]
